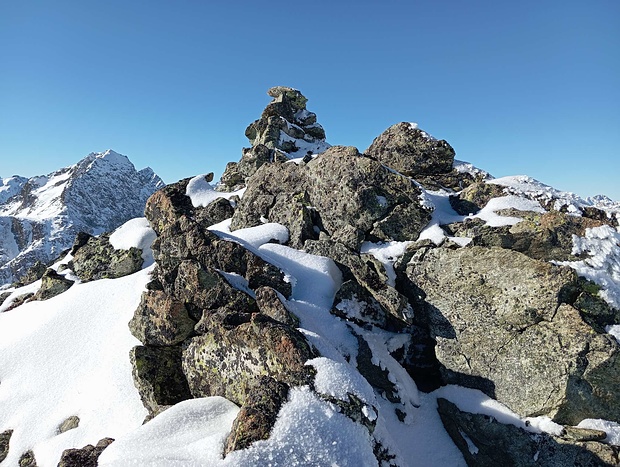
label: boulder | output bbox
[437,398,620,466]
[365,122,455,177]
[224,377,289,454]
[231,146,431,248]
[182,312,316,405]
[406,246,620,425]
[57,415,80,434]
[34,269,74,301]
[70,233,143,282]
[57,437,114,467]
[129,290,195,346]
[130,345,192,417]
[18,450,36,467]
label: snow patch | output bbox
[109,217,157,267]
[186,174,245,208]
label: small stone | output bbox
[58,415,80,434]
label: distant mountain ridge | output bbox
[0,150,164,285]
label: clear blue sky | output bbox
[1,1,618,200]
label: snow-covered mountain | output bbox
[0,89,619,466]
[0,150,164,285]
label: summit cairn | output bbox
[219,86,330,190]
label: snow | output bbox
[307,357,376,405]
[0,267,150,466]
[555,225,620,310]
[452,160,490,179]
[186,174,245,208]
[577,419,620,446]
[475,195,546,227]
[109,217,157,266]
[98,397,240,467]
[607,325,620,344]
[416,190,471,246]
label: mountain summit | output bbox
[0,150,164,285]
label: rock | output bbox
[18,450,36,467]
[3,292,34,311]
[437,398,620,467]
[57,415,80,434]
[0,292,11,308]
[0,430,12,463]
[33,269,74,301]
[231,146,431,248]
[71,233,143,282]
[129,290,195,346]
[445,210,607,262]
[243,86,330,158]
[130,345,192,417]
[407,246,620,425]
[182,312,316,405]
[449,181,506,215]
[57,437,114,467]
[255,286,299,327]
[365,122,455,177]
[219,144,282,191]
[224,377,289,453]
[305,238,413,326]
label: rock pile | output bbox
[122,87,620,464]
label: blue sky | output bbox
[1,1,618,200]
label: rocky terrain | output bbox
[0,150,164,286]
[1,87,619,466]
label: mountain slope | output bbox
[0,150,164,285]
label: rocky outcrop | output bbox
[231,145,432,249]
[129,177,312,448]
[57,437,114,467]
[219,87,330,190]
[69,233,143,282]
[437,398,620,466]
[406,245,620,425]
[0,430,11,463]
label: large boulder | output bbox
[365,122,455,177]
[231,146,432,249]
[406,246,620,425]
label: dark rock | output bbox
[407,246,620,425]
[365,122,455,177]
[4,292,34,311]
[437,398,620,467]
[224,377,289,453]
[130,345,192,417]
[0,292,11,308]
[255,286,299,327]
[182,313,316,406]
[449,181,506,215]
[57,415,80,434]
[18,450,36,467]
[71,234,143,282]
[129,290,195,346]
[0,429,12,463]
[34,269,74,301]
[57,437,114,467]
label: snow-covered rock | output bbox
[0,150,164,285]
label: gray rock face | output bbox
[406,246,620,425]
[365,122,455,177]
[231,145,432,249]
[0,150,164,286]
[0,430,11,463]
[437,398,620,467]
